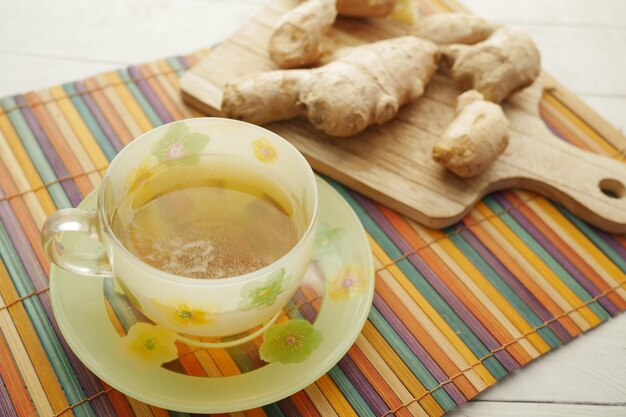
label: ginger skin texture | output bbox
[432,90,509,177]
[269,0,417,68]
[411,13,499,45]
[336,0,395,17]
[221,70,309,125]
[337,0,416,23]
[442,27,541,103]
[223,36,439,137]
[269,0,337,69]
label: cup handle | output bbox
[41,208,114,277]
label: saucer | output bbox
[50,176,374,413]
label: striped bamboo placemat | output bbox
[1,17,626,417]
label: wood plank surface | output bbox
[448,402,626,417]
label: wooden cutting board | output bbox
[180,0,626,233]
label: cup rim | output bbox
[97,117,319,286]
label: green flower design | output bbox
[238,269,288,311]
[259,319,323,364]
[152,123,210,162]
[314,223,345,258]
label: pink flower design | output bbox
[165,142,187,160]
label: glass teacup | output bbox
[42,118,318,341]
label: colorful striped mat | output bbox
[1,19,626,417]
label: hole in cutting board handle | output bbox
[599,178,625,199]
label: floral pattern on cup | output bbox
[238,268,288,311]
[151,123,210,162]
[314,223,345,258]
[329,266,365,301]
[259,319,322,364]
[124,154,161,191]
[118,322,178,366]
[252,138,279,164]
[151,295,219,327]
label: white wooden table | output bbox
[0,0,624,415]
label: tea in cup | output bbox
[42,118,318,339]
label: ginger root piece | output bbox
[336,0,395,17]
[223,36,439,137]
[298,36,437,136]
[337,0,416,23]
[443,27,541,103]
[269,0,418,68]
[432,90,509,177]
[269,0,337,69]
[411,12,499,45]
[221,70,309,125]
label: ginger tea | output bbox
[112,157,304,279]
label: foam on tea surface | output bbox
[112,158,303,279]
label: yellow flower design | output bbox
[118,322,178,366]
[124,154,160,190]
[151,295,219,327]
[329,266,365,301]
[252,138,279,164]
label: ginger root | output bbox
[269,0,417,68]
[336,0,395,17]
[224,36,439,137]
[269,0,337,69]
[337,0,417,23]
[411,12,498,45]
[443,27,541,103]
[432,90,509,177]
[221,70,309,125]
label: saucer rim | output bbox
[50,176,375,413]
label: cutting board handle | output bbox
[502,133,626,233]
